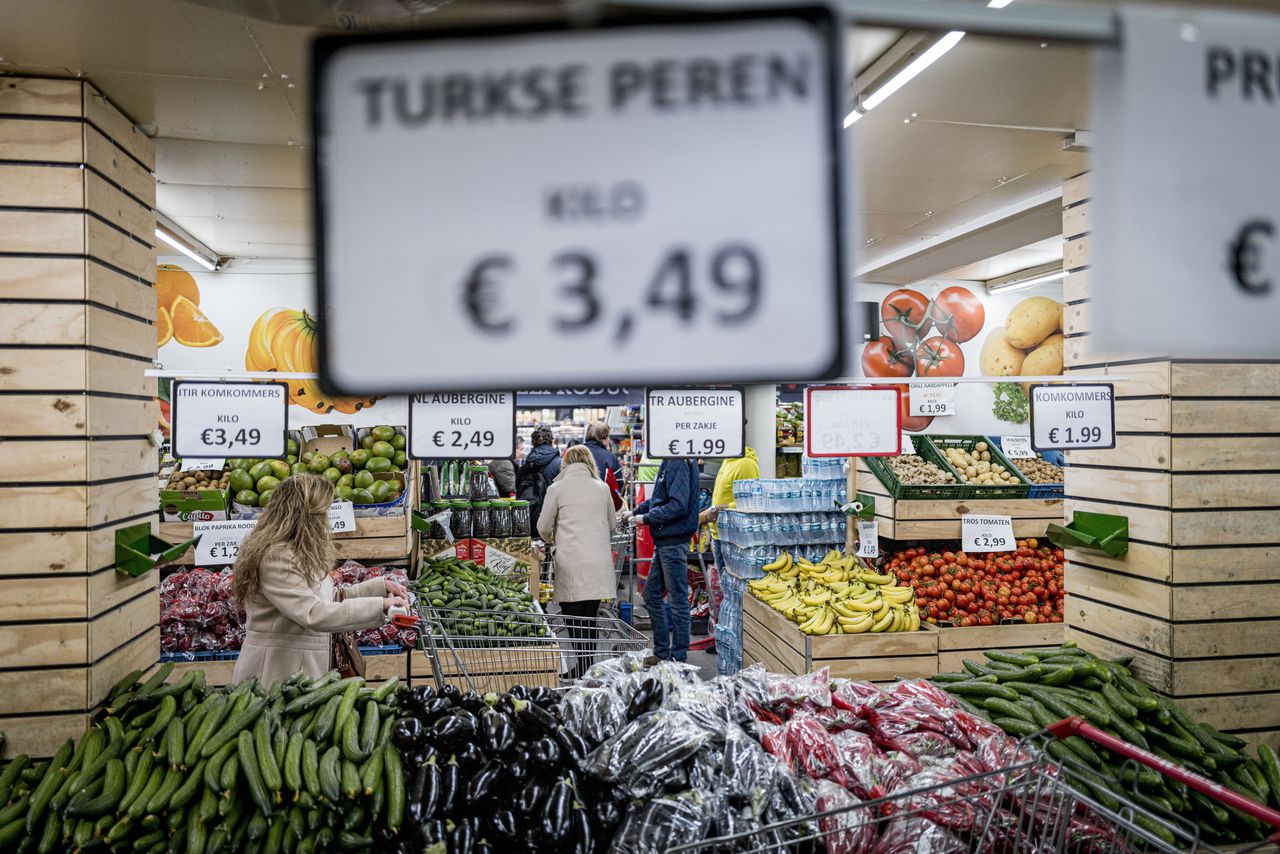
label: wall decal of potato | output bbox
[980,326,1026,376]
[1004,296,1063,349]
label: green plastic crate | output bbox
[918,436,1030,499]
[864,451,971,501]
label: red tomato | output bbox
[861,337,915,378]
[927,286,985,343]
[1024,612,1039,624]
[880,288,931,345]
[916,336,966,378]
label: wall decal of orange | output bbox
[157,264,200,312]
[156,305,173,347]
[245,307,379,415]
[170,295,224,347]
[156,263,224,348]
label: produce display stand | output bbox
[740,593,938,682]
[162,646,408,688]
[935,621,1065,673]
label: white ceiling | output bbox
[0,0,1260,275]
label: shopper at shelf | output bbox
[701,447,760,628]
[517,425,562,528]
[584,421,625,491]
[537,445,618,679]
[488,455,516,497]
[625,456,700,662]
[230,473,409,686]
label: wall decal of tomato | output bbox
[861,336,916,378]
[880,288,932,346]
[245,308,381,415]
[927,286,985,343]
[916,335,966,378]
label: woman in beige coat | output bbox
[231,473,408,686]
[537,445,618,678]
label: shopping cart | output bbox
[674,716,1280,854]
[414,603,649,694]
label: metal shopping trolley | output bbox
[674,715,1280,854]
[414,603,649,694]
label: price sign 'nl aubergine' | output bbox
[647,388,744,459]
[408,392,516,460]
[313,8,846,393]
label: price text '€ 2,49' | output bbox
[430,429,497,453]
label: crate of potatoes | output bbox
[919,436,1030,499]
[864,450,968,501]
[987,436,1065,499]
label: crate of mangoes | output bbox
[918,436,1030,499]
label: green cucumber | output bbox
[281,677,357,718]
[382,743,403,830]
[358,702,379,755]
[139,695,177,745]
[318,747,341,802]
[132,662,175,703]
[340,759,359,800]
[1099,683,1137,719]
[185,695,230,767]
[125,765,166,820]
[982,697,1035,722]
[993,716,1040,738]
[301,740,321,799]
[169,757,206,810]
[944,681,1019,702]
[238,730,274,817]
[145,767,182,814]
[0,754,31,805]
[119,744,155,814]
[25,738,73,832]
[200,696,267,761]
[106,668,143,703]
[283,732,304,795]
[332,682,361,738]
[312,696,342,743]
[370,677,399,703]
[164,718,185,769]
[340,716,368,765]
[204,741,236,794]
[1257,744,1280,809]
[220,753,240,796]
[928,672,972,684]
[254,715,283,797]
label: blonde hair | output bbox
[585,421,610,444]
[233,473,334,604]
[561,444,600,479]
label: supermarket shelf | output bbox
[778,446,804,454]
[159,514,412,565]
[855,461,1064,540]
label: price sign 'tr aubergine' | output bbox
[313,7,846,393]
[408,392,516,460]
[646,388,744,459]
[1030,383,1115,451]
[172,381,288,460]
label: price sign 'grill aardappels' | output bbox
[312,8,846,392]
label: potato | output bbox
[1022,333,1064,377]
[980,327,1026,376]
[1005,296,1062,349]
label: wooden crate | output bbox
[160,512,413,565]
[741,593,938,682]
[409,642,560,691]
[936,622,1065,673]
[166,650,408,688]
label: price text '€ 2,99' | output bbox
[462,234,764,344]
[199,427,261,453]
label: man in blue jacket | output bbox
[629,457,700,662]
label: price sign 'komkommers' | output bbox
[313,8,845,393]
[1030,384,1116,451]
[804,386,901,458]
[646,388,744,459]
[172,381,288,460]
[408,392,516,460]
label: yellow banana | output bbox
[880,586,914,604]
[838,614,873,633]
[800,591,830,606]
[906,604,921,631]
[858,570,894,586]
[871,609,896,633]
[812,607,836,635]
[763,552,792,572]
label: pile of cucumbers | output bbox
[0,663,405,853]
[411,558,548,643]
[933,643,1280,847]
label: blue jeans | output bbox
[645,541,691,661]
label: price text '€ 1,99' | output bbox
[669,438,726,456]
[1047,426,1103,446]
[199,427,261,452]
[430,429,496,453]
[463,244,763,343]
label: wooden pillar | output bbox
[1061,172,1280,754]
[0,78,159,756]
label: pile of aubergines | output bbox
[388,683,627,853]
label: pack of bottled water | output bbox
[801,455,847,481]
[717,510,846,549]
[731,478,847,513]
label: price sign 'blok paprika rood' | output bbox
[646,388,744,460]
[408,392,516,460]
[172,381,288,460]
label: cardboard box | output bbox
[300,424,355,458]
[160,487,230,522]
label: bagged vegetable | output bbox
[585,709,713,790]
[609,789,715,854]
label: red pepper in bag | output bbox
[781,714,848,786]
[813,781,876,854]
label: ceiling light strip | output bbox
[155,228,218,272]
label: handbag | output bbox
[330,588,366,678]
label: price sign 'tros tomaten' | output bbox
[646,388,744,459]
[961,515,1016,553]
[1030,384,1116,451]
[172,381,288,460]
[804,386,901,458]
[408,392,516,460]
[313,8,846,393]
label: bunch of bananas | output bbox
[748,550,920,635]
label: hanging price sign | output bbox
[1030,384,1116,451]
[856,520,878,559]
[328,501,356,533]
[962,515,1016,553]
[193,519,258,565]
[804,386,901,457]
[646,388,744,459]
[408,392,516,460]
[172,381,288,459]
[910,382,955,417]
[1000,436,1034,459]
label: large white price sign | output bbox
[408,392,516,460]
[172,381,288,459]
[1030,384,1115,451]
[313,8,846,393]
[804,386,901,458]
[910,382,955,417]
[193,519,258,565]
[646,388,744,459]
[962,515,1016,553]
[1092,7,1280,357]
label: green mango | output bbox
[392,451,407,468]
[370,440,395,460]
[354,470,375,489]
[259,488,274,507]
[352,489,375,505]
[337,474,355,488]
[256,475,281,493]
[330,450,350,463]
[286,437,300,456]
[350,449,371,468]
[291,462,309,476]
[390,434,406,451]
[248,462,272,482]
[371,425,396,443]
[229,470,254,493]
[235,489,259,507]
[365,456,393,474]
[336,486,355,502]
[369,480,391,502]
[361,435,375,450]
[323,467,342,484]
[307,454,331,474]
[269,460,291,480]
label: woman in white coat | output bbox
[537,444,618,678]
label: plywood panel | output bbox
[1063,235,1090,271]
[0,117,83,160]
[1063,300,1091,336]
[1181,692,1280,733]
[0,77,83,116]
[1116,398,1171,433]
[1174,509,1280,546]
[1173,363,1280,398]
[0,621,86,668]
[1172,400,1280,434]
[816,655,938,682]
[1063,337,1165,371]
[0,162,82,207]
[1173,619,1280,658]
[1172,436,1280,471]
[1067,435,1170,470]
[86,215,154,281]
[1068,564,1171,620]
[1064,270,1090,304]
[1173,583,1280,621]
[0,712,91,759]
[87,350,152,396]
[87,305,154,359]
[0,667,88,714]
[1173,545,1280,584]
[84,123,156,207]
[1062,173,1091,207]
[1065,598,1172,656]
[1063,627,1172,692]
[0,209,84,254]
[86,170,154,242]
[1065,498,1170,544]
[89,627,160,706]
[1064,466,1170,507]
[169,659,237,688]
[0,530,87,575]
[1064,360,1172,397]
[89,566,157,617]
[88,476,156,527]
[0,438,86,480]
[0,302,84,345]
[84,83,155,170]
[0,395,88,437]
[889,497,1062,520]
[0,484,89,528]
[0,257,86,301]
[0,575,86,621]
[1066,543,1171,583]
[937,622,1063,651]
[89,588,158,659]
[1062,202,1090,240]
[1172,656,1280,697]
[89,436,157,480]
[88,259,156,317]
[1173,472,1280,508]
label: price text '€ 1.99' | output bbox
[668,438,727,456]
[462,242,764,344]
[1047,426,1103,446]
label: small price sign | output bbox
[328,501,356,534]
[856,520,878,559]
[409,392,516,460]
[172,381,288,459]
[1030,384,1116,451]
[901,434,917,455]
[646,388,744,459]
[1000,436,1035,459]
[181,458,225,472]
[805,386,901,457]
[910,382,955,417]
[962,515,1016,553]
[193,520,258,565]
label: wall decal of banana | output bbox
[748,549,920,635]
[245,308,381,415]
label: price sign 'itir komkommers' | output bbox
[172,381,288,460]
[408,392,516,460]
[646,388,744,459]
[313,8,846,393]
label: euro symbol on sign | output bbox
[462,256,514,332]
[1229,219,1274,295]
[432,431,445,446]
[668,440,679,455]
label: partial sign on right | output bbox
[1092,6,1280,356]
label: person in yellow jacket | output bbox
[699,447,759,627]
